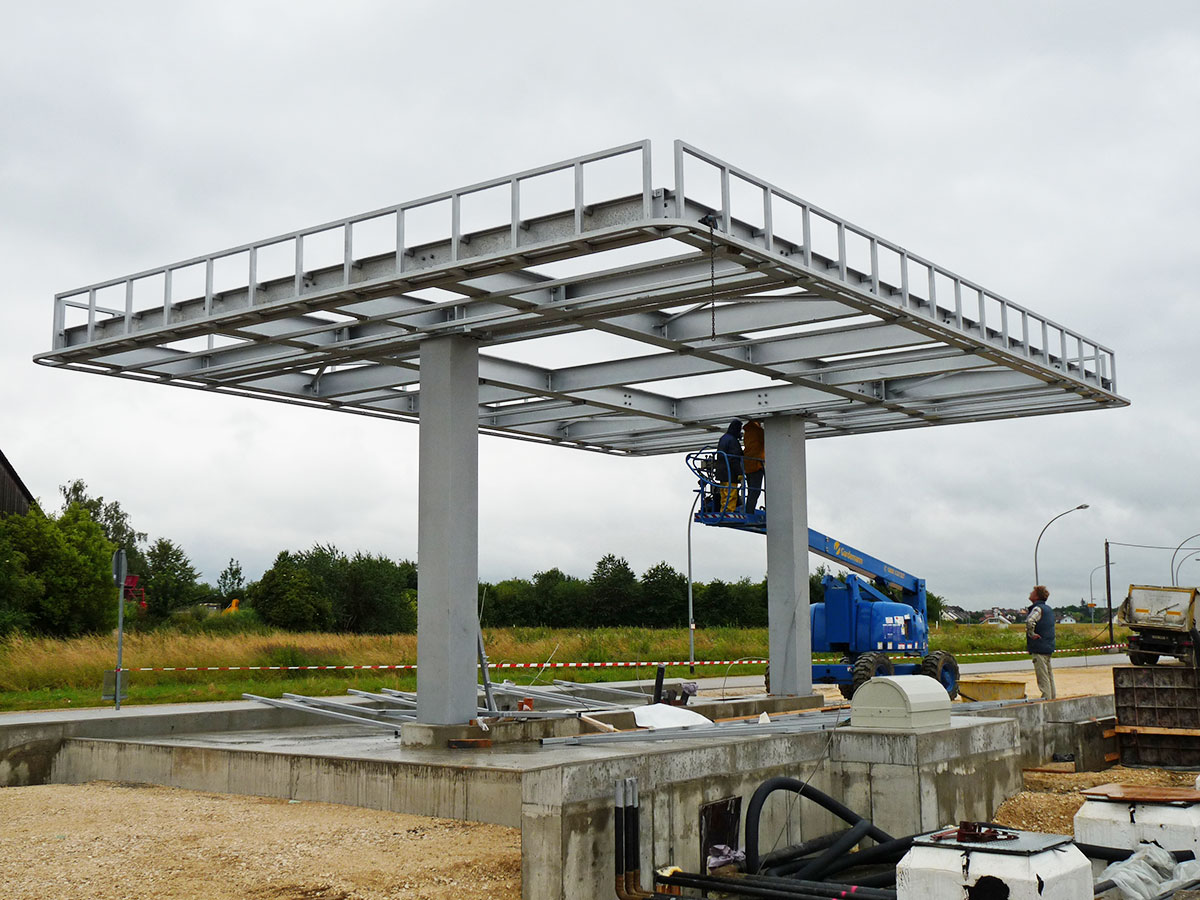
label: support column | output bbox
[764,415,812,696]
[416,335,479,724]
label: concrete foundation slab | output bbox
[0,694,1110,900]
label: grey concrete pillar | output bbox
[764,415,812,696]
[416,335,480,724]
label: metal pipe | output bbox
[477,627,498,713]
[745,777,893,873]
[653,666,665,704]
[623,778,653,898]
[613,780,630,900]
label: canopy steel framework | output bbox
[36,140,1126,452]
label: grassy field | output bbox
[0,622,1128,712]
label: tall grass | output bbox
[0,622,1128,711]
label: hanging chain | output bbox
[709,219,717,340]
[700,212,719,341]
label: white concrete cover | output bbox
[1075,798,1200,855]
[897,841,1091,900]
[850,675,951,729]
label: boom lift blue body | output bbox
[687,449,958,699]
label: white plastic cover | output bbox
[632,703,713,729]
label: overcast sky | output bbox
[3,2,1198,614]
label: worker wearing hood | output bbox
[716,419,744,513]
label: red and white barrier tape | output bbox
[124,644,1127,673]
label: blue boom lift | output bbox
[687,449,959,700]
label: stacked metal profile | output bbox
[1114,665,1200,766]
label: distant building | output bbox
[1059,614,1077,624]
[0,448,34,517]
[941,606,968,623]
[982,608,1012,626]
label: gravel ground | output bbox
[0,782,520,900]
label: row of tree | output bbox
[0,480,942,637]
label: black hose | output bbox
[760,828,851,872]
[657,878,892,900]
[658,870,895,900]
[1075,842,1195,863]
[745,776,894,873]
[828,868,897,888]
[793,819,873,881]
[819,834,915,878]
[1154,878,1200,900]
[722,872,896,899]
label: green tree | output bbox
[0,530,41,633]
[0,506,115,636]
[548,577,591,627]
[925,589,945,624]
[639,561,688,628]
[247,551,333,631]
[142,538,202,618]
[694,578,730,626]
[59,479,147,574]
[589,554,640,626]
[482,577,535,626]
[339,552,417,633]
[728,577,768,627]
[216,558,245,602]
[395,558,418,592]
[532,568,586,627]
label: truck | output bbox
[686,449,958,699]
[1118,585,1200,666]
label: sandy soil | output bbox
[0,782,520,900]
[0,663,1164,897]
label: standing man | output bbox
[716,419,743,513]
[742,419,765,514]
[1026,586,1057,700]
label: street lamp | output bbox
[1171,533,1200,586]
[1034,504,1090,585]
[1089,562,1114,624]
[1174,551,1200,587]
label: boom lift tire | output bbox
[1128,650,1159,666]
[847,652,894,699]
[919,650,960,700]
[836,656,856,700]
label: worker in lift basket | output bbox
[1025,585,1057,700]
[716,419,744,514]
[742,419,765,514]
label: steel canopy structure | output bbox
[37,140,1125,454]
[38,141,1126,724]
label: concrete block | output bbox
[869,762,922,837]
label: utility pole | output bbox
[1104,540,1114,646]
